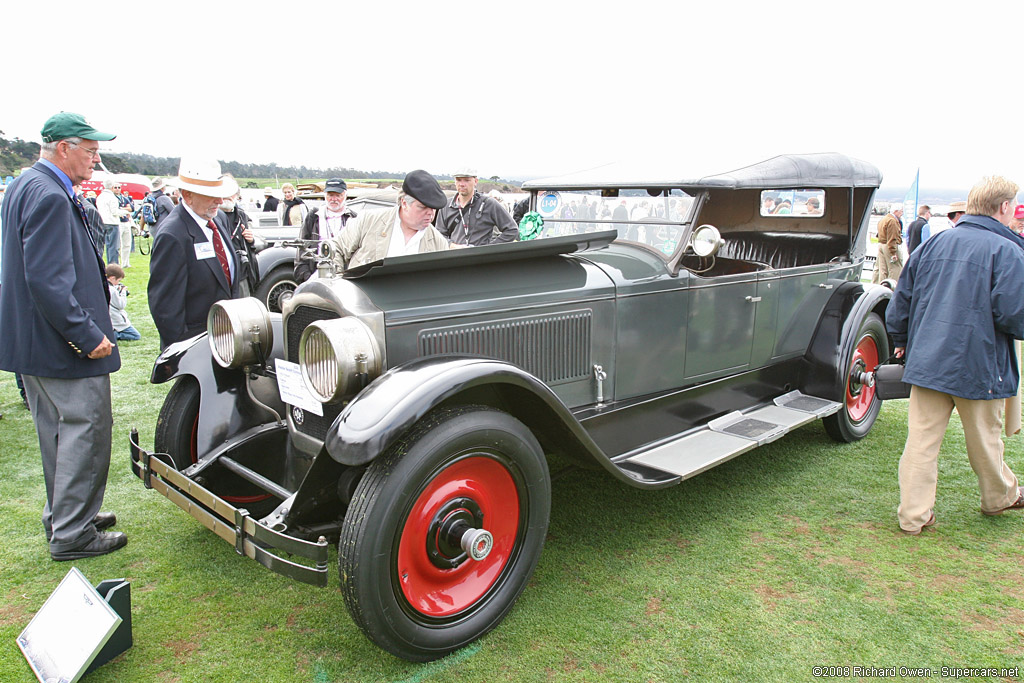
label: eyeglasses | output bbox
[66,141,101,158]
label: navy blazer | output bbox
[148,203,240,348]
[0,162,120,378]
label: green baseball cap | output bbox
[40,112,116,143]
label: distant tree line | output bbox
[0,133,520,189]
[0,132,40,177]
[0,132,409,182]
[100,151,410,182]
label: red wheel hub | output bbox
[846,334,880,422]
[397,456,520,617]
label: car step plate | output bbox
[624,392,839,481]
[774,390,841,417]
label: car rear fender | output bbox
[803,281,892,400]
[149,315,287,457]
[323,356,631,481]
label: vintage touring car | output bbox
[131,153,891,661]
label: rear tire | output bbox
[823,312,888,442]
[339,405,550,661]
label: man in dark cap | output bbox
[295,178,357,283]
[330,170,452,270]
[0,112,126,560]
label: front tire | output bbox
[253,266,296,314]
[153,377,275,513]
[339,406,550,661]
[154,377,201,470]
[823,312,888,442]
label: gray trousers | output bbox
[22,374,112,553]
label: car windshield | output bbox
[532,189,695,257]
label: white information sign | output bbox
[275,359,324,416]
[17,567,122,683]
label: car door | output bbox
[684,271,758,381]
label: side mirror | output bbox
[690,224,723,257]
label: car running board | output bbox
[620,391,840,481]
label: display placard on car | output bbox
[275,359,324,416]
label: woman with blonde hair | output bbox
[277,182,308,226]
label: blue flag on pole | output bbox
[902,169,919,240]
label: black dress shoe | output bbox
[94,511,117,531]
[51,531,128,561]
[45,512,117,542]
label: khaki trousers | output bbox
[898,385,1020,531]
[872,244,903,283]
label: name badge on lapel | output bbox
[194,242,216,260]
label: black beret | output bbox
[402,170,446,210]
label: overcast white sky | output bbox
[3,0,1020,195]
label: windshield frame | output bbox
[527,187,699,261]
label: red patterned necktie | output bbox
[207,220,232,284]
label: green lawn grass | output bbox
[1,255,1022,681]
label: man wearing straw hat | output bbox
[148,159,241,349]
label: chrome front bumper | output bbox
[129,429,329,587]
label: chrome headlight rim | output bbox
[207,298,273,369]
[298,318,381,404]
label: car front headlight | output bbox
[299,318,381,403]
[208,298,273,369]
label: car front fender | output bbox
[150,314,287,457]
[255,245,297,276]
[322,356,636,483]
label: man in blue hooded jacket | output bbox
[887,176,1024,534]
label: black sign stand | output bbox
[84,579,133,675]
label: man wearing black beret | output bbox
[330,169,452,270]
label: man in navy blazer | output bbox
[148,159,241,349]
[0,112,126,560]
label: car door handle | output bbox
[745,296,762,303]
[818,283,834,290]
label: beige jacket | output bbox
[330,206,450,271]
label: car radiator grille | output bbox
[418,310,592,384]
[286,305,343,441]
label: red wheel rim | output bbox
[190,415,271,505]
[397,456,520,617]
[846,334,879,422]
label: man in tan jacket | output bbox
[331,170,451,271]
[872,206,904,283]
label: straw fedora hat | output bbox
[175,158,239,198]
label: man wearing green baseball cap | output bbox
[0,111,127,560]
[39,111,117,144]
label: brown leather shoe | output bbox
[982,487,1024,516]
[899,512,936,536]
[51,531,127,561]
